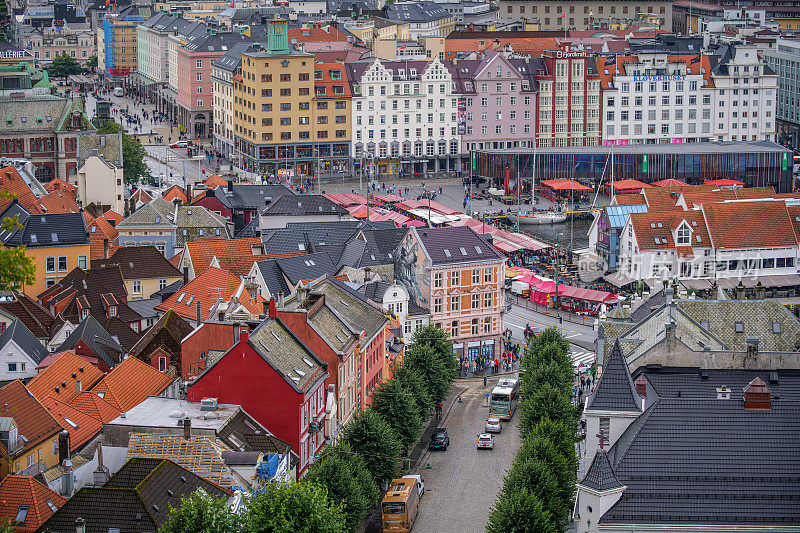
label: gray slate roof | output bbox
[580,450,623,492]
[603,397,800,526]
[59,315,124,368]
[414,226,504,265]
[254,259,290,297]
[307,275,388,341]
[634,366,800,401]
[228,184,294,209]
[5,211,88,248]
[586,340,641,412]
[385,1,451,22]
[275,252,337,285]
[261,221,363,255]
[0,318,48,364]
[261,194,348,217]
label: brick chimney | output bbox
[744,377,771,410]
[268,297,277,319]
[635,375,647,398]
[240,325,249,343]
[183,417,191,439]
[196,300,201,324]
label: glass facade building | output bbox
[473,141,793,193]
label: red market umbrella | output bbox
[652,178,688,187]
[704,178,744,186]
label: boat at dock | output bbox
[508,210,568,225]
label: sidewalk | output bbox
[407,384,468,473]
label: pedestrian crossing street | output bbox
[571,349,595,368]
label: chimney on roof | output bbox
[93,439,110,486]
[58,429,70,465]
[196,300,201,324]
[186,183,192,204]
[278,291,284,308]
[227,179,234,193]
[240,325,249,343]
[716,385,731,400]
[744,377,771,410]
[746,336,759,365]
[634,375,647,398]
[734,281,746,301]
[754,281,766,300]
[183,416,191,439]
[103,238,109,259]
[268,297,277,319]
[75,379,81,395]
[183,267,189,286]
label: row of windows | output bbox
[507,3,666,14]
[440,317,494,337]
[432,292,497,313]
[434,268,496,287]
[45,255,86,274]
[356,128,458,141]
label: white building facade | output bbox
[348,58,461,177]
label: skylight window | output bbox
[30,234,37,243]
[734,321,744,333]
[460,247,467,255]
[443,249,451,257]
[177,292,186,303]
[64,417,79,429]
[186,295,194,305]
[773,321,782,334]
[14,507,27,525]
[475,246,483,254]
[303,357,314,367]
[51,233,58,242]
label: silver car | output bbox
[477,433,494,450]
[485,417,502,434]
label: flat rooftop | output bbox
[107,396,240,431]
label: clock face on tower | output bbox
[274,24,284,35]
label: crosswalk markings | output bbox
[571,350,595,367]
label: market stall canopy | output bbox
[540,179,593,192]
[534,280,567,294]
[613,179,653,192]
[703,178,745,187]
[404,220,426,227]
[374,193,404,203]
[651,178,688,187]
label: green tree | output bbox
[526,327,570,358]
[402,343,450,404]
[306,441,380,532]
[516,435,576,515]
[501,458,564,529]
[411,325,458,374]
[0,191,36,291]
[159,489,240,533]
[370,378,422,449]
[86,55,98,69]
[486,489,558,533]
[391,364,433,419]
[521,360,573,399]
[48,53,81,80]
[519,383,575,437]
[243,482,347,533]
[526,418,577,461]
[341,409,402,486]
[98,120,149,185]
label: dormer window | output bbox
[676,221,691,245]
[81,308,89,319]
[109,306,117,317]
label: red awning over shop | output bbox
[540,179,593,191]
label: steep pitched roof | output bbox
[0,166,41,214]
[92,245,182,280]
[274,252,338,285]
[154,266,265,321]
[69,390,120,422]
[586,340,642,412]
[307,275,388,341]
[127,309,193,360]
[579,450,624,492]
[90,356,174,412]
[126,434,235,488]
[414,226,504,265]
[0,476,66,533]
[4,211,89,248]
[58,315,125,369]
[260,194,348,217]
[203,174,227,188]
[40,396,102,450]
[162,185,188,204]
[703,200,798,250]
[39,458,230,532]
[0,318,48,365]
[0,381,62,457]
[32,190,81,214]
[184,238,300,278]
[0,291,54,339]
[83,211,120,260]
[26,350,104,403]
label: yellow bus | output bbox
[381,477,422,532]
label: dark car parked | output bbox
[428,427,450,450]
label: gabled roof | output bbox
[162,184,187,204]
[225,183,293,210]
[117,197,176,228]
[128,311,192,362]
[39,458,230,532]
[307,275,388,341]
[0,381,62,457]
[58,315,124,369]
[92,245,182,280]
[26,350,104,403]
[579,450,624,492]
[703,200,798,250]
[253,259,291,297]
[203,174,228,188]
[0,291,54,339]
[40,396,102,451]
[260,194,348,217]
[32,190,81,214]
[0,166,42,213]
[414,226,505,265]
[184,238,300,278]
[69,390,120,422]
[586,340,642,412]
[83,211,120,260]
[126,434,235,487]
[0,476,65,533]
[275,252,338,285]
[90,356,174,412]
[4,211,88,248]
[155,266,264,321]
[260,221,365,255]
[0,318,48,365]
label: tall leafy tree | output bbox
[527,327,570,358]
[86,55,98,69]
[48,53,81,80]
[159,489,240,533]
[370,378,422,449]
[516,435,576,515]
[306,441,379,532]
[243,482,346,533]
[391,364,432,418]
[521,360,573,399]
[0,191,36,291]
[486,489,558,533]
[402,343,450,404]
[98,120,149,185]
[519,383,576,437]
[502,457,565,529]
[341,409,402,486]
[411,324,458,374]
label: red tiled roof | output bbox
[89,356,174,412]
[630,209,710,251]
[69,391,120,423]
[0,381,62,458]
[169,251,183,269]
[27,350,105,404]
[596,54,714,90]
[32,190,81,214]
[203,174,227,188]
[40,396,102,451]
[613,194,646,206]
[163,185,188,204]
[131,188,152,204]
[155,266,265,321]
[314,63,351,99]
[99,210,123,225]
[0,166,40,214]
[289,25,351,43]
[0,476,66,533]
[44,178,77,195]
[703,200,798,250]
[84,213,120,260]
[184,238,303,277]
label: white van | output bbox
[113,87,124,97]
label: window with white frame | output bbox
[676,222,691,245]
